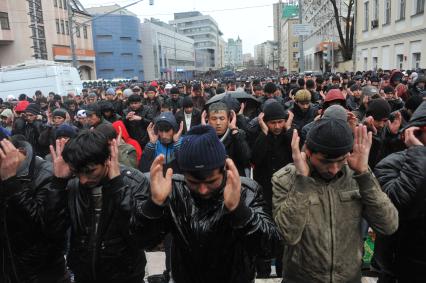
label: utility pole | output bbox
[298,0,305,73]
[67,0,78,68]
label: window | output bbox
[65,21,69,35]
[61,20,65,34]
[371,0,379,28]
[55,19,60,34]
[120,36,131,40]
[293,52,298,59]
[384,0,391,24]
[0,12,10,30]
[364,1,370,30]
[398,0,406,20]
[63,0,67,10]
[96,34,112,40]
[414,0,425,14]
[54,0,57,7]
[59,0,62,8]
[76,26,80,37]
[363,57,368,71]
[292,42,298,48]
[396,54,403,69]
[372,57,378,70]
[83,25,87,39]
[412,52,421,69]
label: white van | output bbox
[0,60,82,101]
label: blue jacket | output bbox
[139,138,182,173]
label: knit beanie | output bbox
[52,108,67,119]
[263,101,288,122]
[106,88,115,95]
[294,89,312,102]
[55,124,77,139]
[177,125,226,172]
[366,99,391,120]
[154,111,178,132]
[322,105,347,121]
[25,103,41,115]
[306,118,354,157]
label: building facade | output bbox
[280,17,299,73]
[170,11,224,72]
[254,41,279,70]
[88,5,143,80]
[243,53,254,67]
[355,0,426,71]
[0,0,96,79]
[301,0,348,72]
[224,37,243,68]
[141,19,195,81]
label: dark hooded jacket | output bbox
[51,166,161,283]
[373,102,426,281]
[12,117,47,157]
[290,103,319,132]
[0,141,68,283]
[409,76,426,97]
[140,175,282,283]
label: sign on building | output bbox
[282,4,299,19]
[293,24,312,36]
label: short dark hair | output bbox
[62,130,110,172]
[161,100,172,110]
[297,78,305,87]
[263,82,277,94]
[208,102,229,117]
[306,79,315,89]
[96,124,117,141]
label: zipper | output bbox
[327,185,335,283]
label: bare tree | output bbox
[329,0,355,61]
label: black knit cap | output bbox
[306,118,354,157]
[366,99,391,120]
[177,125,226,172]
[25,103,41,115]
[52,108,67,119]
[263,101,288,122]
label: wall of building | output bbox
[91,14,143,80]
[355,0,426,71]
[280,18,299,73]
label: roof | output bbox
[86,4,137,17]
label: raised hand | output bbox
[404,127,424,147]
[258,112,268,135]
[201,110,207,125]
[223,158,241,212]
[347,125,372,174]
[147,122,158,144]
[173,121,184,142]
[50,138,72,179]
[229,110,237,130]
[388,111,402,135]
[347,111,358,132]
[150,155,173,205]
[291,129,309,176]
[364,116,377,135]
[285,110,294,130]
[107,138,121,180]
[238,103,245,115]
[0,139,21,180]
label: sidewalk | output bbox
[145,252,377,283]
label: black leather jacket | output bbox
[374,146,426,280]
[0,144,68,283]
[141,175,282,283]
[53,166,160,283]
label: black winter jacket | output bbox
[251,130,293,212]
[123,106,153,149]
[12,118,47,157]
[220,129,251,176]
[374,146,426,281]
[140,175,282,283]
[0,143,68,283]
[290,103,318,132]
[52,166,161,283]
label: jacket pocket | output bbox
[306,194,321,225]
[338,190,362,220]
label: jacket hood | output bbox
[112,120,130,140]
[403,101,426,130]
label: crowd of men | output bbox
[0,68,426,283]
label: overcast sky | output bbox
[79,0,278,54]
